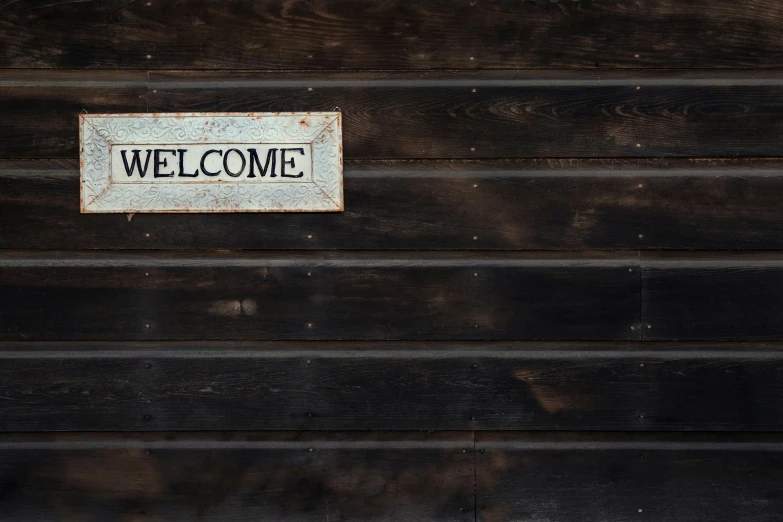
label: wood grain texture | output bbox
[2,431,781,522]
[476,432,783,522]
[7,71,783,158]
[149,71,783,159]
[642,253,783,341]
[0,72,147,158]
[0,251,639,341]
[1,342,783,431]
[3,0,783,69]
[7,158,783,250]
[0,432,474,521]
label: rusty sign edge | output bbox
[79,112,343,214]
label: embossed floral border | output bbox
[79,112,343,213]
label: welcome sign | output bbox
[79,112,343,213]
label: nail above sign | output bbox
[79,112,343,213]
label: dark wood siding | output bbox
[9,158,783,250]
[2,1,782,520]
[2,342,783,432]
[0,432,475,521]
[4,0,783,69]
[0,251,639,341]
[642,253,783,340]
[476,433,783,522]
[9,71,783,159]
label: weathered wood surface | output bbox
[7,158,783,250]
[476,432,783,522]
[9,71,783,158]
[0,251,639,341]
[0,72,147,158]
[642,253,783,341]
[1,342,783,432]
[4,0,783,517]
[1,431,781,521]
[149,71,783,159]
[3,0,783,70]
[0,432,474,521]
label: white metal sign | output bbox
[79,112,343,213]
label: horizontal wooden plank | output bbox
[0,432,474,521]
[3,431,782,521]
[9,71,783,158]
[3,0,783,69]
[7,158,783,250]
[148,71,783,159]
[0,72,147,158]
[642,253,783,341]
[476,432,783,522]
[1,341,783,431]
[0,251,639,341]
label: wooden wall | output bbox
[2,1,783,519]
